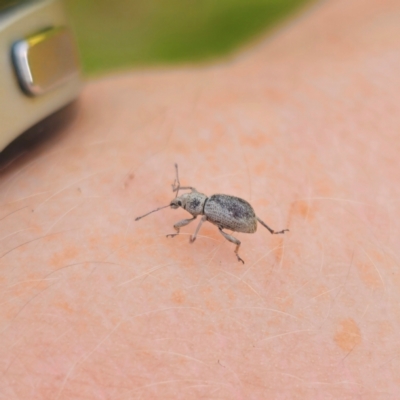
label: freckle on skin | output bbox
[171,290,185,304]
[109,234,126,250]
[272,237,285,263]
[291,200,312,220]
[243,130,272,149]
[334,318,361,352]
[356,261,383,289]
[49,246,79,268]
[315,178,335,197]
[124,173,135,188]
[54,300,74,314]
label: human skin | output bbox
[1,0,400,398]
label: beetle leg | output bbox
[218,228,244,264]
[166,216,197,238]
[171,163,197,195]
[172,163,181,197]
[257,217,289,235]
[190,215,207,243]
[172,185,197,193]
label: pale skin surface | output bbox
[1,0,400,398]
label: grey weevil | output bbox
[135,164,289,263]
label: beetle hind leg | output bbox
[218,228,245,264]
[257,217,289,235]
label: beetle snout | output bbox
[170,199,182,209]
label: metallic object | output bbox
[12,26,80,96]
[0,0,82,151]
[136,164,289,263]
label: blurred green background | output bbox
[65,0,312,75]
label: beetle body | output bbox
[204,194,257,233]
[136,164,288,263]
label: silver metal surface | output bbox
[12,26,80,96]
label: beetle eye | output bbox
[177,201,182,206]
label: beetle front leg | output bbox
[218,228,245,264]
[171,164,197,196]
[172,184,197,193]
[166,216,197,238]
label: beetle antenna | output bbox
[135,204,170,221]
[172,163,180,198]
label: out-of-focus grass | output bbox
[65,0,312,75]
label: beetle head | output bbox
[170,192,207,216]
[170,196,184,209]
